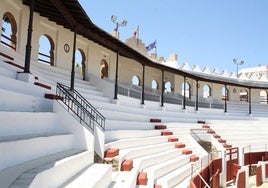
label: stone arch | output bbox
[165,81,171,93]
[222,87,229,101]
[132,75,140,86]
[203,84,211,98]
[100,59,108,79]
[240,89,248,102]
[152,80,158,90]
[76,48,86,80]
[1,12,17,50]
[182,81,191,99]
[38,34,55,66]
[260,90,268,104]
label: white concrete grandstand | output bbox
[1,0,268,188]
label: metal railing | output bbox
[1,33,16,50]
[56,82,105,132]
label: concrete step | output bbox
[82,92,112,103]
[0,133,74,171]
[156,163,192,188]
[62,163,112,188]
[104,130,162,143]
[0,149,87,188]
[120,142,177,163]
[105,119,155,130]
[0,74,51,98]
[0,112,58,137]
[0,63,17,79]
[0,88,53,112]
[100,109,151,121]
[105,136,168,151]
[9,150,93,188]
[143,155,190,187]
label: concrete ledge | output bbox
[121,159,133,171]
[137,172,147,185]
[104,148,119,158]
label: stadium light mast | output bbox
[233,59,244,78]
[111,15,127,39]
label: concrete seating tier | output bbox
[4,57,268,188]
[0,63,112,188]
[61,163,112,188]
[210,119,268,152]
[156,162,199,188]
[143,154,191,187]
[104,135,169,150]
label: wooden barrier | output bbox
[190,158,222,188]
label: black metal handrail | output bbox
[56,82,105,132]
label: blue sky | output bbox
[78,0,268,74]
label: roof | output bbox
[22,0,268,89]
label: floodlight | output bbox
[111,15,117,22]
[121,20,127,26]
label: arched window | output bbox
[239,89,248,102]
[222,87,229,101]
[203,84,211,99]
[38,34,55,66]
[260,90,268,104]
[100,59,108,79]
[132,75,140,86]
[182,82,191,99]
[1,12,17,50]
[75,49,86,80]
[152,80,158,90]
[165,81,171,93]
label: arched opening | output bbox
[182,82,191,99]
[222,87,229,101]
[38,34,55,66]
[132,75,140,86]
[100,59,108,79]
[203,84,211,99]
[75,48,86,80]
[152,80,158,90]
[239,89,248,102]
[260,90,268,104]
[1,12,17,50]
[165,81,171,93]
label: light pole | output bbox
[233,59,244,77]
[111,15,127,39]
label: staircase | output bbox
[0,60,112,188]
